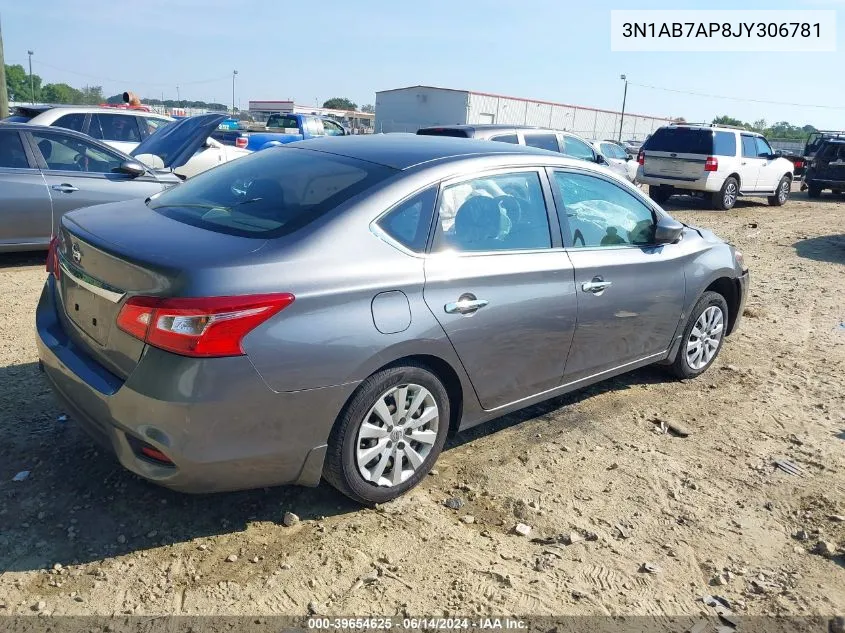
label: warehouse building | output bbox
[374,85,674,141]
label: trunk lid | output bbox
[56,199,268,378]
[132,113,226,170]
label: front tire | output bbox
[668,291,729,379]
[323,364,450,505]
[712,177,738,211]
[768,176,791,206]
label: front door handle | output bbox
[51,184,79,193]
[582,279,612,294]
[445,297,489,315]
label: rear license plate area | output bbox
[61,276,113,346]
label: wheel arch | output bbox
[704,276,740,335]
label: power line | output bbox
[630,82,845,111]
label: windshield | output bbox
[147,147,397,238]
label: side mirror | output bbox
[119,160,147,177]
[595,154,607,165]
[653,215,684,244]
[624,154,631,161]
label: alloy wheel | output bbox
[686,306,725,370]
[355,384,439,487]
[723,182,737,207]
[778,180,789,203]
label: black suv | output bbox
[804,138,845,198]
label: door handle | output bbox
[51,184,79,193]
[582,279,612,294]
[445,298,489,315]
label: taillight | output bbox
[637,150,644,165]
[116,293,295,357]
[704,156,718,171]
[46,235,61,279]
[795,160,803,169]
[235,136,248,149]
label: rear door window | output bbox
[524,133,560,152]
[490,134,519,144]
[0,130,31,168]
[741,135,758,158]
[52,113,86,133]
[141,116,170,137]
[563,136,596,161]
[713,132,737,157]
[643,127,714,155]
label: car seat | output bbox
[453,195,502,251]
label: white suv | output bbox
[637,124,794,210]
[6,105,249,178]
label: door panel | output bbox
[550,170,686,382]
[423,169,577,410]
[0,129,53,247]
[755,137,781,191]
[739,135,764,191]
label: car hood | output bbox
[131,113,226,170]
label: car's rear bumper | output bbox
[638,171,723,192]
[806,177,845,189]
[35,276,358,493]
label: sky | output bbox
[1,0,843,128]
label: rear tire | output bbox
[649,185,672,204]
[807,182,822,199]
[667,291,729,380]
[767,176,791,206]
[323,363,450,505]
[712,177,738,211]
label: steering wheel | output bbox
[573,229,586,247]
[73,152,89,172]
[494,194,521,223]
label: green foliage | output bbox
[5,63,42,102]
[360,103,375,113]
[41,83,83,104]
[322,97,357,110]
[711,115,817,140]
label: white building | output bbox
[374,85,675,141]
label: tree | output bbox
[361,103,375,113]
[712,115,745,128]
[5,63,42,102]
[752,119,767,132]
[41,83,83,104]
[322,97,357,110]
[79,85,104,105]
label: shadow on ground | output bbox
[0,357,669,573]
[793,234,845,265]
[0,251,46,270]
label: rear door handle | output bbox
[582,280,612,294]
[51,184,79,193]
[445,298,489,315]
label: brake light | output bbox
[116,293,295,357]
[637,150,644,165]
[235,136,248,149]
[704,156,718,171]
[46,235,61,279]
[794,160,803,169]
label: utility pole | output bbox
[618,74,628,142]
[232,69,237,114]
[0,15,9,118]
[176,85,180,103]
[27,49,35,103]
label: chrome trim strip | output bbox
[59,256,126,303]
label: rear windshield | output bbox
[2,115,32,123]
[266,114,299,129]
[643,127,714,155]
[147,147,396,238]
[416,128,470,138]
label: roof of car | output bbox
[0,121,132,149]
[286,133,569,170]
[13,105,171,118]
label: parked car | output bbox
[803,137,845,198]
[211,113,348,151]
[620,138,643,157]
[416,124,613,168]
[36,134,749,504]
[774,150,806,178]
[0,114,226,252]
[638,124,794,210]
[3,106,249,178]
[589,139,638,182]
[803,130,845,162]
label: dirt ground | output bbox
[0,189,843,621]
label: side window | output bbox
[376,187,437,252]
[31,131,124,174]
[490,134,519,144]
[553,171,656,248]
[524,133,560,153]
[600,143,619,159]
[52,114,86,133]
[432,171,551,253]
[563,136,596,161]
[96,114,142,143]
[304,118,325,136]
[142,116,170,137]
[755,137,773,157]
[741,135,758,158]
[713,131,737,157]
[0,130,31,168]
[322,120,345,136]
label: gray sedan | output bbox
[36,134,749,505]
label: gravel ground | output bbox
[0,190,843,619]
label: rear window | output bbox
[643,127,714,155]
[416,128,470,138]
[147,147,396,238]
[266,114,300,129]
[712,131,736,156]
